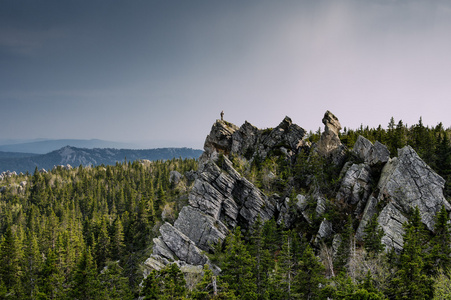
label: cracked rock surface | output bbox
[374,146,451,249]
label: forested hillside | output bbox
[1,114,451,299]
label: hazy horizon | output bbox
[2,1,451,149]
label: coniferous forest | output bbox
[1,117,451,299]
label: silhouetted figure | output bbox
[220,110,224,121]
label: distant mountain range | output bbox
[0,146,203,174]
[0,139,138,154]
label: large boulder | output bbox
[158,222,209,266]
[200,120,239,164]
[259,117,306,157]
[352,136,390,167]
[336,163,372,214]
[231,121,261,156]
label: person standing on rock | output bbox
[220,110,224,121]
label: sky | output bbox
[1,0,451,149]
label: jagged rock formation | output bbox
[148,116,307,272]
[315,110,346,164]
[201,117,306,164]
[146,111,451,275]
[353,135,390,167]
[373,146,451,249]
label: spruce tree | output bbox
[110,217,125,260]
[99,261,133,300]
[389,207,433,299]
[39,249,65,299]
[191,264,236,299]
[0,226,23,297]
[70,248,102,299]
[427,205,451,275]
[249,216,273,298]
[222,227,257,299]
[294,245,326,300]
[363,214,385,256]
[22,231,43,298]
[141,263,187,300]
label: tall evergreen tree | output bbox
[427,205,451,275]
[141,263,187,300]
[99,261,133,300]
[294,244,326,300]
[39,249,65,299]
[0,226,23,297]
[191,265,236,299]
[222,227,257,299]
[249,216,273,298]
[70,248,102,300]
[22,231,43,298]
[363,214,385,256]
[389,207,433,299]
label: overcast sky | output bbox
[1,0,451,149]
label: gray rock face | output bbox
[315,194,327,217]
[174,206,229,252]
[258,117,306,158]
[369,145,451,251]
[231,121,261,156]
[336,163,372,212]
[315,219,334,243]
[323,110,342,135]
[158,222,209,266]
[353,136,390,166]
[169,171,183,185]
[377,203,408,251]
[355,196,378,241]
[201,120,239,164]
[378,146,450,231]
[152,237,176,261]
[190,155,276,230]
[201,117,306,164]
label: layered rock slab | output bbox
[353,135,390,167]
[378,146,450,231]
[372,146,451,250]
[190,156,276,230]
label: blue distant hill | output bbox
[0,139,138,154]
[0,146,203,174]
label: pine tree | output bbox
[70,248,102,299]
[389,207,433,299]
[427,205,451,275]
[99,261,133,300]
[222,227,257,299]
[22,231,43,298]
[39,249,65,299]
[141,270,159,300]
[363,214,385,256]
[294,245,326,299]
[141,263,187,300]
[249,216,273,298]
[95,216,111,268]
[191,265,236,300]
[110,217,125,260]
[0,226,23,297]
[335,215,354,272]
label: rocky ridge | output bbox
[146,111,450,273]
